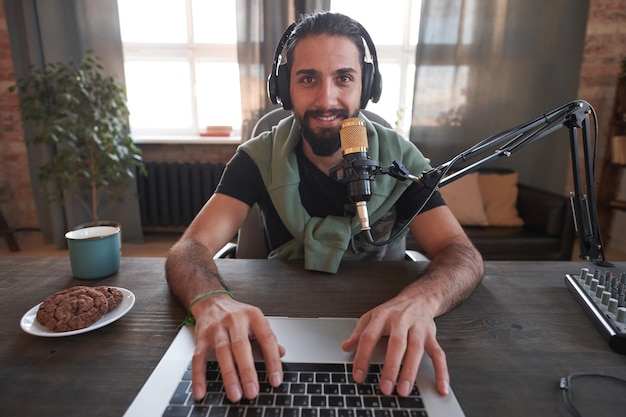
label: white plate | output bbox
[20,287,136,337]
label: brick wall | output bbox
[577,0,626,166]
[0,0,38,229]
[1,0,625,233]
[577,1,626,252]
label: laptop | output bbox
[124,317,465,417]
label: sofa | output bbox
[406,169,576,261]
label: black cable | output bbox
[560,372,626,417]
[360,152,461,248]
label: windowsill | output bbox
[132,135,243,145]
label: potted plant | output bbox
[9,50,145,229]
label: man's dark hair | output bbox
[285,12,367,67]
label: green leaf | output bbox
[11,50,145,223]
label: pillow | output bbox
[478,172,524,226]
[438,172,489,226]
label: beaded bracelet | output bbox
[179,289,235,328]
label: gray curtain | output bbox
[4,0,143,247]
[410,0,589,194]
[236,0,330,141]
[6,0,335,246]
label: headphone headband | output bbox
[267,18,382,110]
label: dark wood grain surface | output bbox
[1,257,625,417]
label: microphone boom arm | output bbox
[383,100,611,266]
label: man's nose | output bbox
[314,79,339,108]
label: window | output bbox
[409,0,474,128]
[331,0,421,135]
[117,0,241,142]
[118,0,420,141]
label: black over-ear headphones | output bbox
[267,20,382,110]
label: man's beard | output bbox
[296,108,358,156]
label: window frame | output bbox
[119,0,420,143]
[119,0,242,144]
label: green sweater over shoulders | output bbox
[238,114,431,273]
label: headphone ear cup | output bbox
[276,62,292,110]
[267,71,279,105]
[268,22,296,110]
[370,69,382,104]
[356,22,382,108]
[360,62,374,109]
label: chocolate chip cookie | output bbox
[36,286,109,332]
[95,286,123,312]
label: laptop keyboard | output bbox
[163,361,428,417]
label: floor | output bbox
[2,228,626,262]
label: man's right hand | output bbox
[189,294,285,402]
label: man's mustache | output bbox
[304,109,350,119]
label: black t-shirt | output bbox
[216,140,445,253]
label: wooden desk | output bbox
[0,257,625,417]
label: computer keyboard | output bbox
[565,267,626,354]
[163,361,428,417]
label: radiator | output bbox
[137,162,225,228]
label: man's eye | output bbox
[301,76,314,83]
[339,75,352,82]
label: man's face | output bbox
[289,34,362,156]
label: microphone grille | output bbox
[340,118,368,154]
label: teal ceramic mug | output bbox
[65,226,121,279]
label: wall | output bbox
[1,0,626,236]
[577,1,626,141]
[139,143,237,165]
[0,0,37,228]
[575,1,626,252]
[613,175,626,251]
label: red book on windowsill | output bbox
[200,125,233,137]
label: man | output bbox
[166,11,484,405]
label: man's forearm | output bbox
[405,242,484,317]
[165,239,229,308]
